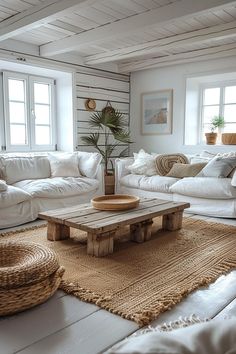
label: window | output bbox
[201,84,236,141]
[3,72,56,151]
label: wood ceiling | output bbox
[0,0,236,72]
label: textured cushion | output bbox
[197,155,236,178]
[0,156,50,184]
[0,186,31,209]
[166,163,207,178]
[121,174,179,193]
[170,177,236,199]
[126,149,157,176]
[107,318,236,354]
[77,151,102,178]
[14,177,99,199]
[155,154,189,176]
[48,153,80,178]
[0,179,7,192]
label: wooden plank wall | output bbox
[75,69,130,164]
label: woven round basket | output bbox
[0,241,65,316]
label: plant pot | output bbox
[222,133,236,145]
[104,174,115,195]
[205,132,217,145]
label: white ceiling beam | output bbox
[118,43,236,73]
[85,20,236,64]
[0,0,99,42]
[40,0,236,57]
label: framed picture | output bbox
[141,89,173,135]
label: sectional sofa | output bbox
[0,151,103,229]
[115,153,236,218]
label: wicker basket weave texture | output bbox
[0,241,65,316]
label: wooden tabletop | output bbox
[39,198,190,233]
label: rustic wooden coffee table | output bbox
[38,198,190,257]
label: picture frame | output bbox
[141,89,173,135]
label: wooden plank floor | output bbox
[1,214,236,354]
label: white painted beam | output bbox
[85,20,236,64]
[0,0,98,42]
[118,43,236,73]
[40,0,236,57]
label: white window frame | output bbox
[3,71,56,152]
[199,80,236,143]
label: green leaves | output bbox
[81,108,132,175]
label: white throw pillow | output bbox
[48,153,81,178]
[0,179,7,192]
[197,155,236,178]
[126,149,157,176]
[77,151,102,178]
[0,155,51,184]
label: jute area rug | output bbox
[1,218,236,326]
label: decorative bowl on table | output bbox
[91,194,140,211]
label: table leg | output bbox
[162,211,183,231]
[131,219,153,243]
[47,221,70,241]
[87,231,115,257]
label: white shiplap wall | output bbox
[75,69,130,158]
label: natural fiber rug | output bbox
[1,218,236,326]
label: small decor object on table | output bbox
[81,101,133,195]
[141,89,173,135]
[0,241,65,316]
[91,194,140,211]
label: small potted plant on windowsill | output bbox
[81,107,132,195]
[205,115,225,145]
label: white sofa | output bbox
[0,152,103,229]
[115,156,236,218]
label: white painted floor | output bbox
[1,214,236,354]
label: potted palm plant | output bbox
[205,115,225,145]
[81,108,132,194]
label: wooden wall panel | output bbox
[76,70,130,167]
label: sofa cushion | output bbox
[170,177,236,199]
[77,151,102,178]
[166,163,207,178]
[107,318,236,354]
[0,186,31,209]
[120,174,179,193]
[155,154,189,176]
[197,155,236,178]
[14,177,99,199]
[48,153,81,178]
[126,149,157,176]
[0,156,50,184]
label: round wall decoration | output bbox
[85,98,96,111]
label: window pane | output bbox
[34,104,50,124]
[223,123,236,132]
[8,79,25,101]
[9,102,26,123]
[224,104,236,123]
[34,83,50,104]
[225,86,236,104]
[202,105,220,123]
[204,88,220,105]
[10,124,27,145]
[35,126,50,145]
